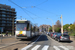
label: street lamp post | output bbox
[47,18,54,32]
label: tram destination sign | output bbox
[17,21,30,23]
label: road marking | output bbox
[42,45,49,50]
[53,46,60,50]
[21,33,42,50]
[31,33,43,45]
[31,45,41,50]
[21,45,32,50]
[47,34,63,46]
[59,46,69,50]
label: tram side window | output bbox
[27,23,30,31]
[31,26,34,32]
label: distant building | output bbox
[0,4,16,35]
[39,24,51,32]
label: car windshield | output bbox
[57,33,62,36]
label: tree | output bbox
[63,24,70,32]
[69,24,75,31]
[73,21,75,25]
[54,20,61,32]
[56,20,61,27]
[55,27,61,32]
[49,27,52,32]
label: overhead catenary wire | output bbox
[8,0,35,21]
[22,6,60,17]
[35,0,48,6]
[8,0,42,20]
[35,6,60,16]
[8,0,59,25]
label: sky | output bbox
[0,0,75,26]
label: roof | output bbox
[16,20,28,21]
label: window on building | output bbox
[2,8,6,10]
[2,24,5,26]
[2,21,6,23]
[2,18,5,19]
[7,18,9,20]
[2,14,6,17]
[7,9,9,11]
[10,9,12,11]
[2,11,6,13]
[7,15,10,17]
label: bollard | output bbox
[14,48,18,50]
[10,35,11,36]
[3,35,4,37]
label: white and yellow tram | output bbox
[15,20,39,39]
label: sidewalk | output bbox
[0,37,20,49]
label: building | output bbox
[0,4,16,35]
[39,24,51,32]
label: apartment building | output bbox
[0,4,16,35]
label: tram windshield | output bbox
[16,23,27,31]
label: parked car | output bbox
[46,32,50,35]
[55,33,70,42]
[52,33,58,39]
[50,32,54,38]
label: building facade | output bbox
[39,24,51,32]
[0,4,16,35]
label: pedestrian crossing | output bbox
[31,45,41,50]
[21,44,74,50]
[41,45,49,50]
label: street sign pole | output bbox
[0,27,2,43]
[0,27,3,43]
[1,30,2,43]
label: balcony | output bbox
[11,14,16,16]
[0,22,2,23]
[7,25,12,26]
[7,22,12,23]
[0,9,6,11]
[0,12,6,14]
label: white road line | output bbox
[31,33,43,45]
[53,46,60,50]
[31,45,41,50]
[21,33,42,50]
[21,45,33,50]
[42,45,49,50]
[59,46,69,50]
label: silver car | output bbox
[55,33,70,42]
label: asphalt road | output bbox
[21,33,75,50]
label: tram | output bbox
[15,20,39,39]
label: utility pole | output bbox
[52,23,54,32]
[60,15,63,35]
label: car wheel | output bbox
[58,39,60,42]
[55,38,57,41]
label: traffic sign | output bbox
[0,27,3,32]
